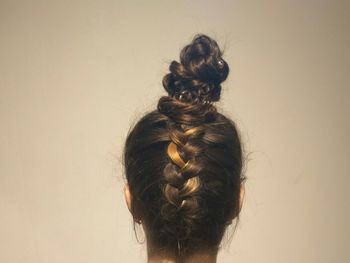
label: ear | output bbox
[225,182,246,226]
[123,183,142,224]
[238,182,245,213]
[123,183,132,214]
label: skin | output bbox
[123,183,245,263]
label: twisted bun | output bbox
[123,34,245,260]
[162,34,229,104]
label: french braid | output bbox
[160,99,216,212]
[164,123,201,209]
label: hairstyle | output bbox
[122,34,247,261]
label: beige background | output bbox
[0,0,349,262]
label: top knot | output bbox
[162,34,229,105]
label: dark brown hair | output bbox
[122,34,247,261]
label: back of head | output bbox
[123,34,246,261]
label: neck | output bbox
[147,251,217,263]
[144,230,219,263]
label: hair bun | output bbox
[162,34,229,104]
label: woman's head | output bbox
[122,34,246,260]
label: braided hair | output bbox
[123,34,246,261]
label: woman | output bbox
[122,34,247,263]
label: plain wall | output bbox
[0,0,349,262]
